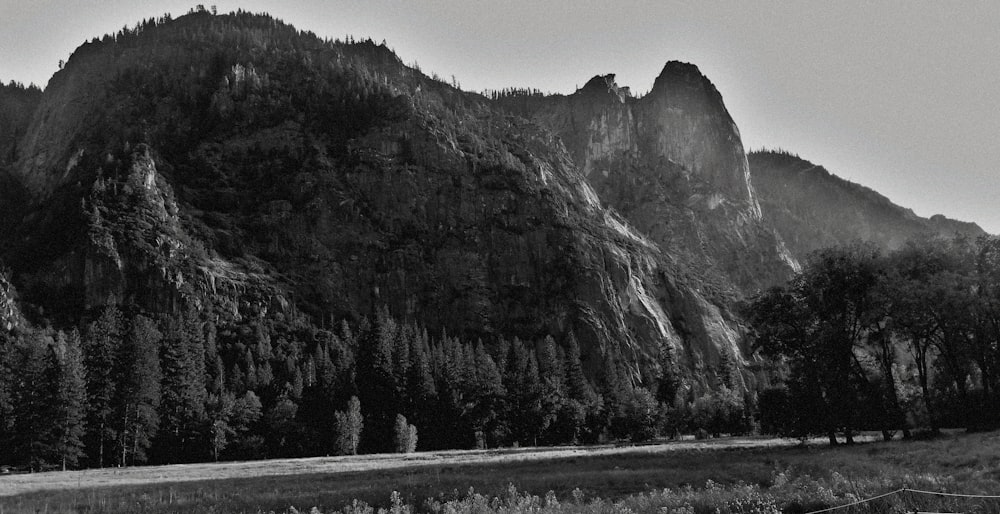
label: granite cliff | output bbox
[496,66,798,295]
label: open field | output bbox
[2,431,999,513]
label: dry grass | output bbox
[0,436,805,497]
[1,431,997,513]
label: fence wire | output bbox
[802,488,1000,514]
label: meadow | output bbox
[2,431,999,513]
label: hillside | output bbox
[749,150,986,260]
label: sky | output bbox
[2,1,999,233]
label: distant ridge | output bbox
[749,149,986,261]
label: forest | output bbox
[0,300,702,471]
[3,235,1000,471]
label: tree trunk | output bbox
[915,343,937,432]
[879,338,909,437]
[121,405,130,467]
[133,424,141,466]
[99,420,105,468]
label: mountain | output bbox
[749,150,986,261]
[0,11,762,384]
[1,10,985,394]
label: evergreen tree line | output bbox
[750,236,1000,443]
[0,303,752,471]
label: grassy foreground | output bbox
[2,432,999,513]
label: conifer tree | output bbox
[159,309,207,461]
[84,306,124,467]
[355,310,397,451]
[469,341,505,445]
[52,330,88,470]
[503,339,544,445]
[656,341,682,405]
[406,327,436,412]
[536,336,566,440]
[115,315,162,466]
[0,330,16,463]
[564,333,595,403]
[11,330,57,471]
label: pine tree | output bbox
[10,330,61,471]
[604,355,634,441]
[656,341,682,405]
[564,333,596,403]
[0,331,16,464]
[406,328,436,412]
[503,339,544,446]
[355,310,397,452]
[158,309,207,461]
[52,331,88,470]
[536,336,566,442]
[115,315,162,466]
[84,306,124,467]
[469,341,505,446]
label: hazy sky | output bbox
[2,1,999,232]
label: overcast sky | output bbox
[2,1,999,232]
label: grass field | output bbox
[1,431,999,513]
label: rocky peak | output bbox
[651,61,717,98]
[638,61,755,208]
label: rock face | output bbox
[0,12,762,386]
[0,272,22,332]
[749,150,986,260]
[499,65,797,294]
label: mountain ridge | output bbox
[0,9,987,388]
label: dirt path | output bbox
[0,436,814,497]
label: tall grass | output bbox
[284,469,995,514]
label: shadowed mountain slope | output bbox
[749,150,986,260]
